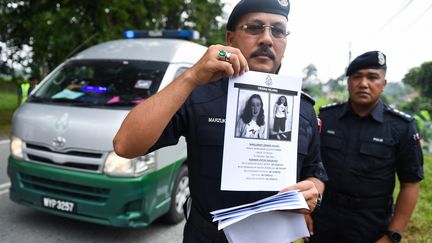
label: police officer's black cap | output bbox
[346,51,387,76]
[227,0,290,31]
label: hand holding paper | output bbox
[210,190,310,243]
[279,178,322,213]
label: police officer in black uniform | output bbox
[309,51,424,243]
[114,0,327,242]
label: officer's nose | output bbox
[358,77,369,88]
[258,27,274,47]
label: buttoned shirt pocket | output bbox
[321,132,344,169]
[358,139,395,175]
[360,142,392,159]
[321,133,344,150]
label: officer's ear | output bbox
[381,69,387,86]
[383,78,387,91]
[226,31,234,46]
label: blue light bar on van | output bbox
[82,85,108,94]
[124,30,200,40]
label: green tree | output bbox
[301,64,323,98]
[323,73,348,102]
[402,61,432,98]
[0,0,224,79]
[399,96,432,151]
[382,82,415,106]
[401,61,432,145]
[302,64,318,82]
[400,97,432,113]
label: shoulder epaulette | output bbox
[319,102,343,111]
[385,106,413,121]
[301,91,315,105]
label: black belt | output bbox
[188,204,228,243]
[325,190,392,209]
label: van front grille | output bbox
[26,143,103,158]
[25,142,103,172]
[20,173,110,202]
[27,154,100,171]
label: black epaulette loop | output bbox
[319,102,342,111]
[301,91,315,105]
[385,106,413,121]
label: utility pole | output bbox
[348,41,352,65]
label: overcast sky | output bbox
[223,0,432,82]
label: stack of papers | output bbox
[210,190,308,230]
[210,190,310,243]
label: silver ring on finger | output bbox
[218,50,231,62]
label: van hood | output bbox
[12,103,129,152]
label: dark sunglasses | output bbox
[237,24,290,39]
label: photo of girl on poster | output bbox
[235,93,267,139]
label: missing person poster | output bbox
[221,71,302,191]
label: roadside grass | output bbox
[402,154,432,243]
[0,83,18,137]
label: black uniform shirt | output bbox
[151,78,327,219]
[319,101,424,198]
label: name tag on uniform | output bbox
[373,137,384,142]
[326,130,336,135]
[208,117,225,123]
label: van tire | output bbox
[162,164,189,224]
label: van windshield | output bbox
[29,59,168,107]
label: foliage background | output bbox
[0,0,225,80]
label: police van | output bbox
[7,30,207,227]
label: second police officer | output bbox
[310,51,424,243]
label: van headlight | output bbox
[10,136,24,160]
[104,151,156,177]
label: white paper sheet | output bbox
[211,190,308,230]
[223,211,309,243]
[52,89,84,99]
[221,71,303,191]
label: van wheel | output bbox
[162,164,189,224]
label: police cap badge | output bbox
[346,51,387,76]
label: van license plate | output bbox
[42,197,75,213]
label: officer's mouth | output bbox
[250,46,276,61]
[355,91,370,97]
[251,52,275,61]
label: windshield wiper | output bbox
[105,100,138,107]
[27,96,50,103]
[32,97,93,107]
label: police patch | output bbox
[413,133,421,146]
